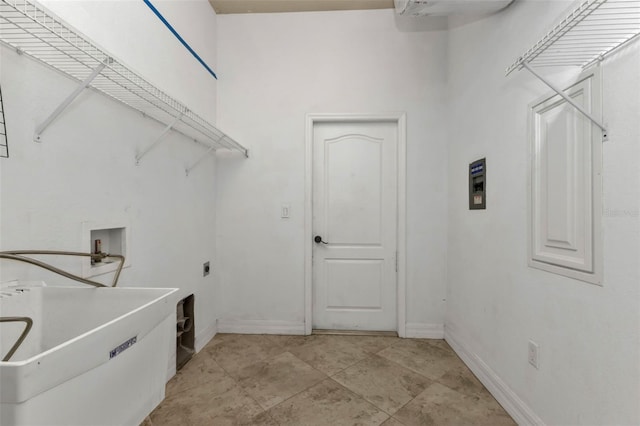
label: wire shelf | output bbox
[506,0,640,75]
[0,0,248,157]
[0,85,7,158]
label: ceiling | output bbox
[209,0,394,14]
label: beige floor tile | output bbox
[149,400,188,426]
[333,355,432,415]
[267,334,397,356]
[267,378,390,426]
[150,388,209,425]
[166,350,235,398]
[244,411,280,426]
[205,385,268,425]
[237,351,327,409]
[288,334,371,376]
[331,335,400,354]
[393,382,516,426]
[204,333,286,377]
[378,339,460,381]
[394,339,488,398]
[420,339,452,352]
[381,417,407,426]
[436,359,489,398]
[151,383,263,426]
[264,333,316,348]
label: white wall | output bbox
[0,0,221,352]
[215,10,449,333]
[38,0,219,121]
[446,1,640,425]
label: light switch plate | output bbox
[281,204,290,218]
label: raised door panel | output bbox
[325,135,383,246]
[325,259,383,310]
[529,69,602,284]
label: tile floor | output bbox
[147,333,516,426]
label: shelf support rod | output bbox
[185,144,216,176]
[34,59,110,142]
[136,112,185,164]
[521,62,607,137]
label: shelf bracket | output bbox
[185,144,216,176]
[34,59,111,142]
[521,62,608,140]
[135,112,185,164]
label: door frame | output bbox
[304,113,407,337]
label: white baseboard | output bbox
[195,321,218,353]
[444,324,545,426]
[405,322,444,339]
[217,319,306,335]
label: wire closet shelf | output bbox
[506,0,640,75]
[0,0,248,158]
[0,86,8,158]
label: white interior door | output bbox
[312,120,398,331]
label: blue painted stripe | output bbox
[143,0,218,79]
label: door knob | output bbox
[314,235,328,244]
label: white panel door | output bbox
[312,121,397,331]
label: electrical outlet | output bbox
[203,261,210,277]
[528,340,539,369]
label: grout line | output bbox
[202,346,270,415]
[328,356,432,420]
[256,410,280,425]
[240,386,271,414]
[324,377,394,421]
[263,377,327,411]
[257,364,330,414]
[230,348,330,412]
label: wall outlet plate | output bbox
[203,261,210,277]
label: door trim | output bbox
[304,113,407,337]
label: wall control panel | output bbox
[469,158,486,210]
